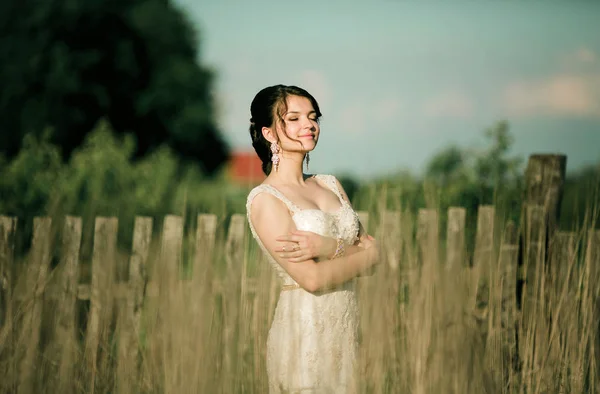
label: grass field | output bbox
[0,196,599,394]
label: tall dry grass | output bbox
[0,202,599,394]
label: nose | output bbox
[302,116,315,130]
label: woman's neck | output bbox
[268,153,309,186]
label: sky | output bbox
[174,0,600,179]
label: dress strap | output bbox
[246,184,300,216]
[314,174,346,205]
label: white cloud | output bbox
[502,73,600,118]
[574,48,597,64]
[560,47,597,69]
[422,91,474,118]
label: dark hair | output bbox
[249,84,322,175]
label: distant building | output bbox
[228,150,265,185]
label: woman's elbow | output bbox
[297,269,324,293]
[300,277,322,293]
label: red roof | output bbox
[229,151,265,184]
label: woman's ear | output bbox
[262,127,276,144]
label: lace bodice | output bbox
[246,174,361,286]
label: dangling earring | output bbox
[305,152,310,171]
[270,142,281,172]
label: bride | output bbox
[245,85,380,393]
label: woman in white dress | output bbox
[245,85,380,393]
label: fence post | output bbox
[501,221,519,372]
[379,210,402,271]
[18,217,53,394]
[470,205,495,313]
[223,214,246,390]
[117,216,152,394]
[523,154,567,237]
[517,154,566,381]
[417,209,439,267]
[85,217,119,394]
[49,216,82,394]
[518,154,567,308]
[446,207,466,270]
[0,216,17,394]
[160,215,184,288]
[193,214,217,285]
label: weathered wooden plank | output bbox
[523,154,566,236]
[417,209,439,267]
[223,214,246,392]
[470,206,495,313]
[192,214,217,284]
[445,207,466,269]
[117,217,152,394]
[159,215,184,288]
[521,205,546,306]
[473,206,495,269]
[485,220,519,384]
[549,231,577,301]
[500,220,519,314]
[499,221,519,315]
[0,216,17,394]
[85,217,118,394]
[225,214,246,272]
[49,216,82,394]
[519,204,547,389]
[0,216,16,331]
[379,210,402,271]
[143,215,183,389]
[18,217,53,394]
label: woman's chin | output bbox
[302,140,318,151]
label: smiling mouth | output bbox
[299,134,314,138]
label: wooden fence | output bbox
[0,154,598,393]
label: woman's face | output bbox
[276,95,320,152]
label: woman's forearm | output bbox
[308,246,379,291]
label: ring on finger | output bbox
[282,246,286,252]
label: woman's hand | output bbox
[275,230,337,262]
[358,234,376,249]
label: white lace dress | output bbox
[246,174,361,393]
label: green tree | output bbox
[0,0,228,175]
[474,120,522,192]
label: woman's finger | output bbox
[275,235,294,242]
[279,250,304,259]
[275,242,300,252]
[288,255,310,263]
[276,234,304,243]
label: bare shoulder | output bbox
[247,187,288,222]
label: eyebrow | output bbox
[285,110,316,115]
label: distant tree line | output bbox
[0,0,229,175]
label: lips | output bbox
[299,134,314,138]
